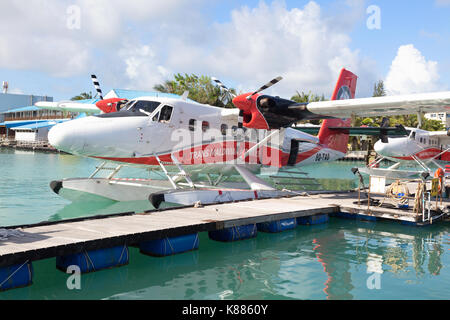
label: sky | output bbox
[1,0,450,101]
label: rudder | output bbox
[318,69,358,154]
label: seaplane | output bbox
[359,125,450,179]
[44,68,450,208]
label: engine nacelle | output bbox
[232,94,324,130]
[95,98,128,114]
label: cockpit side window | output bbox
[159,105,173,123]
[410,131,416,140]
[129,101,161,114]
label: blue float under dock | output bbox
[140,233,199,257]
[257,218,297,233]
[56,245,129,274]
[297,214,329,225]
[209,224,257,242]
[332,211,377,222]
[0,261,33,291]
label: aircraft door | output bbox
[288,139,299,166]
[144,104,175,153]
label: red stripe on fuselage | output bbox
[94,143,326,167]
[391,148,449,161]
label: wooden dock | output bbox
[0,196,338,268]
[0,192,447,270]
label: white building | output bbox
[425,112,449,129]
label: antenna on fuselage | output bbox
[181,91,189,101]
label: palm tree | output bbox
[71,92,93,101]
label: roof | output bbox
[11,120,69,130]
[2,106,40,114]
[70,98,100,104]
[1,120,48,128]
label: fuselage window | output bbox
[189,119,196,131]
[159,105,173,123]
[129,100,161,114]
[202,121,210,132]
[221,124,228,135]
[420,138,423,143]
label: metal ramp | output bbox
[267,169,323,191]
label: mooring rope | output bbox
[117,245,128,265]
[0,260,30,289]
[381,180,410,208]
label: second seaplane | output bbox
[44,69,450,207]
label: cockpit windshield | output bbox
[127,100,161,114]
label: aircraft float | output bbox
[42,69,450,207]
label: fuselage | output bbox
[374,128,450,162]
[48,96,347,169]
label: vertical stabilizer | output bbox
[318,69,358,154]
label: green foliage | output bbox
[373,80,386,97]
[291,91,326,125]
[71,92,93,101]
[153,73,236,108]
[291,91,326,103]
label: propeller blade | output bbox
[91,74,104,100]
[211,77,236,98]
[246,76,283,100]
[380,117,390,143]
[380,117,390,128]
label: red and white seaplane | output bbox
[359,126,450,179]
[45,69,450,207]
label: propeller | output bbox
[211,77,244,128]
[91,74,104,100]
[246,76,283,100]
[379,117,390,143]
[211,77,236,98]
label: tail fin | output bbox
[318,68,358,154]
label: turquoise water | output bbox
[0,148,448,300]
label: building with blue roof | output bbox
[12,119,69,143]
[0,93,53,122]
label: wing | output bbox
[305,91,450,118]
[294,125,409,137]
[35,101,101,114]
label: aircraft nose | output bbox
[374,140,387,156]
[48,121,84,154]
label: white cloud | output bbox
[118,44,170,90]
[385,44,444,95]
[204,1,376,98]
[435,0,450,6]
[0,0,377,98]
